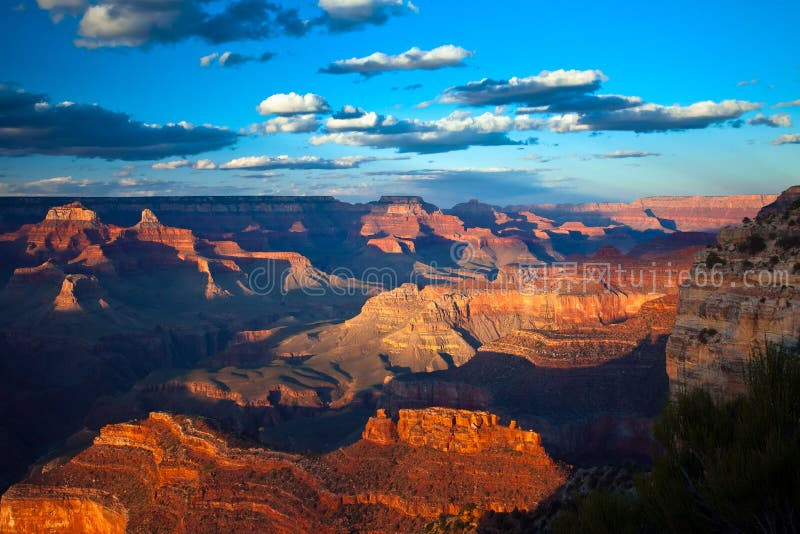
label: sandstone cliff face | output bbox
[364,408,550,458]
[667,186,800,397]
[277,278,664,374]
[382,295,677,461]
[0,485,127,534]
[1,411,566,532]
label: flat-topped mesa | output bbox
[377,195,428,205]
[21,202,111,254]
[361,196,462,239]
[363,407,550,457]
[44,201,101,225]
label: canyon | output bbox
[0,191,786,531]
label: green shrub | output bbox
[638,342,800,533]
[552,342,800,534]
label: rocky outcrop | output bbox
[0,485,128,534]
[363,408,551,458]
[2,411,566,531]
[2,202,113,258]
[361,408,398,445]
[53,274,109,312]
[125,208,197,256]
[667,186,800,397]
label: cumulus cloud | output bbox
[70,0,309,49]
[772,133,800,146]
[546,100,761,133]
[774,99,800,108]
[193,159,217,169]
[200,52,219,67]
[320,45,473,76]
[439,69,609,107]
[219,154,380,170]
[311,109,544,153]
[316,0,414,31]
[595,150,661,159]
[437,69,762,134]
[39,0,412,48]
[256,92,330,116]
[325,106,381,130]
[748,113,792,127]
[150,158,217,170]
[248,114,320,134]
[516,94,643,114]
[152,159,191,170]
[201,50,275,68]
[37,0,86,21]
[0,83,238,160]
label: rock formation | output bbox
[1,411,566,532]
[520,194,776,232]
[277,276,666,374]
[667,186,800,397]
[364,407,551,457]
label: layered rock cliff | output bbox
[1,411,566,532]
[666,186,800,397]
[276,279,664,375]
[363,407,551,457]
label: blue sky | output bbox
[0,0,798,206]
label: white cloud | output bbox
[256,92,330,116]
[439,69,608,106]
[312,110,543,153]
[547,100,761,133]
[596,150,661,159]
[317,0,402,20]
[251,114,320,134]
[37,0,87,21]
[736,78,758,87]
[321,45,473,76]
[200,52,219,67]
[219,155,379,170]
[193,159,217,170]
[774,99,800,108]
[152,159,191,170]
[326,110,381,131]
[772,133,800,146]
[748,113,792,128]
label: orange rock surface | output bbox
[1,411,566,532]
